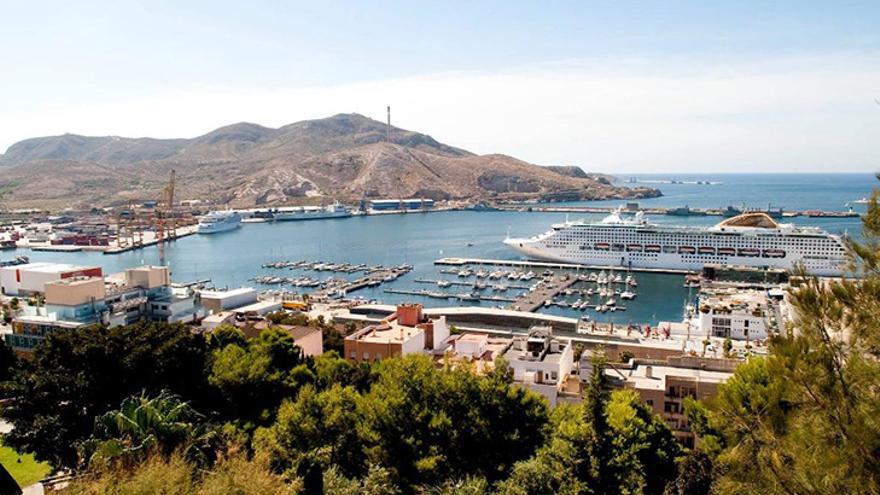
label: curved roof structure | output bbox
[716,212,779,229]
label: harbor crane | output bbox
[156,170,177,266]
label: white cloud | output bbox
[2,52,878,173]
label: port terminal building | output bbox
[367,198,434,211]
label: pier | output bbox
[413,278,532,290]
[435,257,693,275]
[103,225,200,254]
[307,266,413,300]
[495,204,859,218]
[383,288,516,303]
[507,273,579,312]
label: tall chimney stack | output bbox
[386,105,391,142]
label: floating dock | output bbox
[507,273,579,312]
[434,257,693,275]
[383,288,516,303]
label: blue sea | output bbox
[11,173,876,325]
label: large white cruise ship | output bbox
[504,208,848,276]
[273,202,351,221]
[197,210,242,234]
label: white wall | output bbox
[431,316,450,351]
[400,330,426,356]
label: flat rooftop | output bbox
[47,276,102,287]
[202,311,234,324]
[14,314,86,328]
[700,288,772,307]
[233,300,281,314]
[2,262,86,273]
[351,321,423,344]
[199,287,256,299]
[504,338,569,364]
[608,363,733,391]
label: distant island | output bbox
[0,113,660,209]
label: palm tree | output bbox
[83,390,216,468]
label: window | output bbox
[363,352,370,360]
[349,351,356,360]
[664,401,680,414]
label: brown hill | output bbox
[0,114,659,209]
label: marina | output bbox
[3,174,871,326]
[434,257,693,274]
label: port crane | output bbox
[156,170,177,266]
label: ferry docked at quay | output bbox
[270,202,352,222]
[504,207,848,276]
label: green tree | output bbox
[81,390,218,469]
[704,181,880,494]
[205,325,247,350]
[322,464,400,495]
[499,355,680,495]
[664,450,712,495]
[208,327,307,423]
[4,321,212,467]
[359,355,548,489]
[0,340,17,384]
[254,384,365,484]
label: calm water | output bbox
[12,173,876,325]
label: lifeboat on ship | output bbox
[626,244,643,252]
[738,248,761,257]
[645,244,661,253]
[698,247,716,255]
[678,246,696,254]
[594,242,610,251]
[717,247,736,256]
[763,249,786,258]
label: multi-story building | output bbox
[4,266,202,353]
[503,327,574,406]
[344,303,449,363]
[582,353,734,447]
[695,288,783,340]
[0,262,102,296]
[367,199,434,211]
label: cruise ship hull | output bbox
[504,211,847,277]
[504,240,843,276]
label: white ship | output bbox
[197,210,241,234]
[273,202,351,221]
[504,207,847,276]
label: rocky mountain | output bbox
[0,114,659,209]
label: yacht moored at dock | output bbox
[197,210,242,234]
[504,207,847,276]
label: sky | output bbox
[1,0,879,173]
